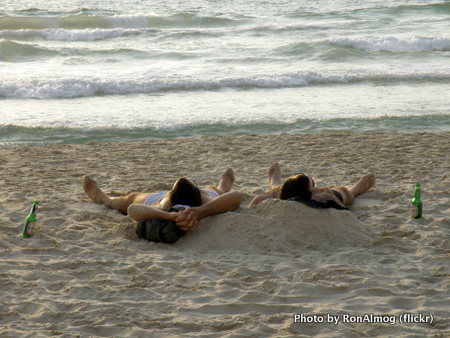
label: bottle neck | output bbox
[414,187,421,199]
[30,204,37,214]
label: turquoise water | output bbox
[1,0,449,144]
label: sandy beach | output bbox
[0,131,449,337]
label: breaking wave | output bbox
[330,36,450,52]
[0,13,243,30]
[0,28,148,41]
[1,71,449,99]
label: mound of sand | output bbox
[175,199,375,253]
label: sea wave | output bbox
[0,39,53,61]
[0,38,154,62]
[5,7,106,17]
[384,1,450,14]
[1,114,449,145]
[0,27,149,41]
[1,72,450,99]
[286,1,448,19]
[330,36,450,52]
[0,13,242,30]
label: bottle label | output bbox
[412,204,422,218]
[26,222,35,235]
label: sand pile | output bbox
[176,200,374,253]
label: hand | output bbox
[167,211,178,222]
[175,209,199,231]
[249,194,271,207]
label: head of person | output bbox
[169,177,202,207]
[279,173,314,201]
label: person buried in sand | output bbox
[249,162,375,209]
[83,168,242,232]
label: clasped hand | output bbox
[173,209,199,231]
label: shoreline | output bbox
[2,117,450,146]
[1,131,449,336]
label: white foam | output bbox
[1,71,449,99]
[331,36,450,52]
[0,28,146,41]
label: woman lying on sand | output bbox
[249,163,375,208]
[83,168,242,231]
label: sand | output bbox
[0,132,449,337]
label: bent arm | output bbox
[249,185,280,208]
[190,191,243,220]
[248,194,275,208]
[127,204,177,222]
[174,191,242,231]
[312,191,346,208]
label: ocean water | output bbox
[1,0,449,144]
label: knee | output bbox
[127,204,139,220]
[230,191,243,208]
[337,186,354,206]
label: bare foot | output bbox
[83,176,108,204]
[268,162,281,188]
[216,168,235,194]
[350,174,375,197]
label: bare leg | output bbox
[83,176,109,204]
[349,174,375,197]
[334,174,375,206]
[83,176,147,215]
[268,162,281,189]
[214,168,235,195]
[248,163,282,207]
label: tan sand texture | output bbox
[1,132,449,337]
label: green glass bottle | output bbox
[23,201,39,238]
[411,184,422,219]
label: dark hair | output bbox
[279,174,312,201]
[169,177,202,207]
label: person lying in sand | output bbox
[83,168,242,231]
[249,163,375,208]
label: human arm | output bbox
[311,188,346,208]
[159,194,172,210]
[248,185,280,208]
[176,191,243,231]
[248,194,275,208]
[127,204,178,222]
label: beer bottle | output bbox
[411,183,422,219]
[23,201,39,238]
